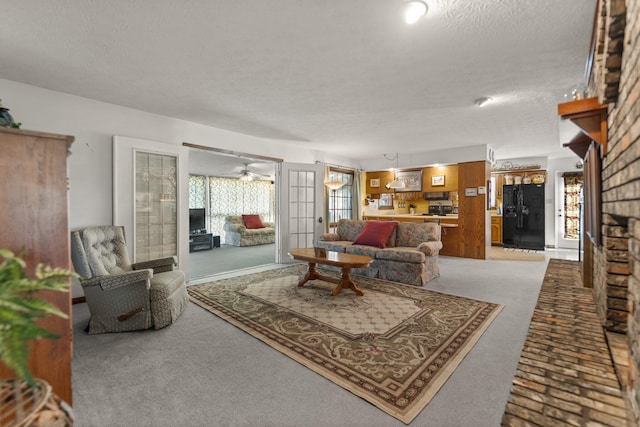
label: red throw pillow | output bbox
[353,221,398,249]
[242,214,265,229]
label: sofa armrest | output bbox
[81,269,152,291]
[263,222,275,228]
[319,233,340,242]
[133,256,177,273]
[417,241,443,256]
[225,223,247,233]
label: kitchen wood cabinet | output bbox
[491,216,503,245]
[422,164,458,193]
[440,225,460,257]
[0,128,74,404]
[365,170,394,195]
[365,164,459,196]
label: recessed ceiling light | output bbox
[404,1,428,25]
[474,97,493,107]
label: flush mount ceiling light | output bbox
[474,97,493,107]
[404,1,428,25]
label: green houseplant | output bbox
[0,248,77,387]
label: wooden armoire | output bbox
[0,127,74,404]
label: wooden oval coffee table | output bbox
[288,248,373,296]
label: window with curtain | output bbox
[189,176,275,241]
[189,175,206,209]
[327,169,353,228]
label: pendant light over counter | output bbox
[385,153,405,189]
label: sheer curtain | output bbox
[324,166,330,233]
[188,175,275,241]
[352,169,362,220]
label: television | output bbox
[189,208,206,234]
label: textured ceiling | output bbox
[0,0,595,165]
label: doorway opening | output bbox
[184,144,281,280]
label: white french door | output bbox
[276,162,325,263]
[113,136,190,276]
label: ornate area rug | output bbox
[188,265,503,424]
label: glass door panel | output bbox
[277,162,324,262]
[135,152,177,261]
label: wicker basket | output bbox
[0,378,73,427]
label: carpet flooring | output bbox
[188,265,503,424]
[189,243,275,279]
[71,256,547,426]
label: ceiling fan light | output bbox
[239,174,253,182]
[404,1,428,24]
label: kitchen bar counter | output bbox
[363,213,457,222]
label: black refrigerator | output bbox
[502,184,545,250]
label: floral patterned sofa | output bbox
[316,219,442,286]
[223,215,276,246]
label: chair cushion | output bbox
[376,247,426,263]
[149,270,186,301]
[346,245,379,259]
[81,226,132,277]
[352,221,398,249]
[242,214,265,229]
[395,222,440,247]
[335,219,366,241]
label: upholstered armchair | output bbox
[70,226,188,334]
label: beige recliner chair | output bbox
[70,226,188,334]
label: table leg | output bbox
[298,262,318,287]
[331,267,364,296]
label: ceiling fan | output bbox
[234,163,272,181]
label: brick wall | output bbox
[593,215,631,333]
[595,0,640,422]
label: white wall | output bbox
[1,79,357,228]
[360,144,489,171]
[0,78,360,296]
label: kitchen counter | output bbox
[363,214,458,227]
[363,213,458,219]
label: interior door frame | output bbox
[113,135,190,276]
